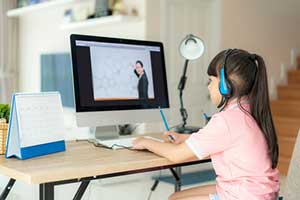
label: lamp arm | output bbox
[177,60,189,90]
[177,60,189,127]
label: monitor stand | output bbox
[93,125,120,141]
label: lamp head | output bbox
[179,34,205,60]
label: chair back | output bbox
[284,131,300,200]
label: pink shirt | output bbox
[186,102,279,200]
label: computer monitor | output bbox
[70,34,170,134]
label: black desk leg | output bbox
[175,167,182,191]
[40,183,54,200]
[73,181,90,200]
[0,178,16,200]
[170,167,182,192]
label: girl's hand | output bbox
[132,137,147,150]
[163,131,183,144]
[130,63,135,69]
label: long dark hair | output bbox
[136,60,144,67]
[207,49,278,169]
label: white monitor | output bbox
[70,34,170,129]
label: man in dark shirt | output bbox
[133,60,149,99]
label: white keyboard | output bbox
[96,136,164,149]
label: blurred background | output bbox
[1,0,300,199]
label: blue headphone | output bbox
[217,49,235,108]
[219,49,235,97]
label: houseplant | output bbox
[0,104,10,123]
[0,104,10,154]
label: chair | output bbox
[282,131,300,200]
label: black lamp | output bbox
[175,34,205,134]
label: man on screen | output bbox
[133,60,149,99]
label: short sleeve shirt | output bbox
[186,103,279,200]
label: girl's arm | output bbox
[132,137,198,163]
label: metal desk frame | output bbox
[0,159,211,200]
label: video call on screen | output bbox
[74,40,169,111]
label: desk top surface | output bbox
[0,134,205,184]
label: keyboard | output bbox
[96,136,164,149]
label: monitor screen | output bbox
[70,34,169,114]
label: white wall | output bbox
[218,0,300,97]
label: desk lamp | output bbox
[175,34,205,134]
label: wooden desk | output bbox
[0,137,210,200]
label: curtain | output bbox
[41,53,75,108]
[0,0,18,104]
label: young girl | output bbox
[133,49,280,200]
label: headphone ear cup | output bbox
[219,67,231,96]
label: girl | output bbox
[133,49,280,200]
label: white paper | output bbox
[15,93,65,147]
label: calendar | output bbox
[5,92,66,160]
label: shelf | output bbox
[7,0,74,17]
[61,15,143,30]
